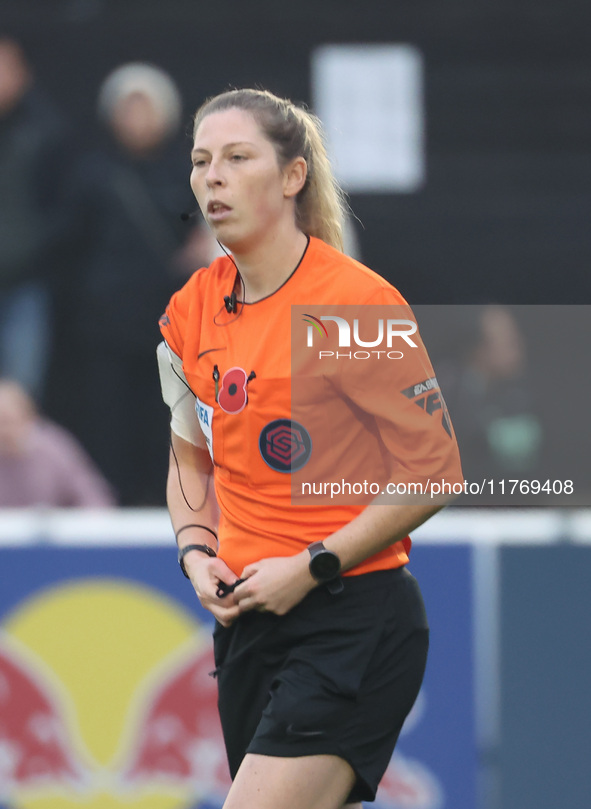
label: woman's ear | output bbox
[283,156,307,198]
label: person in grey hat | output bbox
[66,62,198,505]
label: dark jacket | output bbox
[0,89,70,290]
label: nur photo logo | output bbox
[302,312,419,359]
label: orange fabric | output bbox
[160,237,461,577]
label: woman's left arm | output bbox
[321,500,442,571]
[233,501,442,616]
[234,297,460,615]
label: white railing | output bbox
[1,507,590,545]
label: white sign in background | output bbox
[311,44,425,193]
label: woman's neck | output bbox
[232,227,309,303]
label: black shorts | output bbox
[212,567,429,804]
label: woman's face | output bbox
[191,107,301,253]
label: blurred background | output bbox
[0,1,590,808]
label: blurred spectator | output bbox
[0,35,71,401]
[63,63,203,505]
[0,379,115,508]
[437,305,544,484]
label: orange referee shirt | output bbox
[160,236,462,577]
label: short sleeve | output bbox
[341,328,461,490]
[348,309,461,498]
[158,270,202,359]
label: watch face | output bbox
[311,550,341,581]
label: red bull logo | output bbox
[0,639,89,799]
[0,576,443,809]
[120,645,231,800]
[0,579,229,808]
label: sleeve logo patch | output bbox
[401,377,452,438]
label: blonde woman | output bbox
[158,88,462,809]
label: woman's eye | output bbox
[230,154,246,162]
[192,160,206,168]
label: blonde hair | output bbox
[193,89,347,251]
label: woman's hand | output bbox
[184,553,242,627]
[233,552,316,616]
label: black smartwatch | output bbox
[308,541,343,594]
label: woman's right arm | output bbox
[167,432,241,627]
[158,339,241,625]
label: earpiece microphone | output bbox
[224,292,237,313]
[180,211,199,222]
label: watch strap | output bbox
[178,543,217,578]
[326,577,344,595]
[308,540,326,558]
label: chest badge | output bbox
[218,367,249,414]
[259,419,312,473]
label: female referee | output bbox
[157,88,462,809]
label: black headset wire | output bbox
[168,359,214,514]
[169,241,243,507]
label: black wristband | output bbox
[178,543,217,578]
[175,523,218,543]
